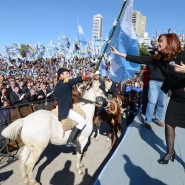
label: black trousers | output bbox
[141,86,149,115]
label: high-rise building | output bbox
[132,11,146,38]
[92,14,103,39]
[138,32,150,47]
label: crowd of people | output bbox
[0,55,144,126]
[1,32,185,171]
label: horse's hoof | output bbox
[105,138,110,142]
[80,163,85,168]
[34,183,40,185]
[28,180,40,185]
[77,169,84,175]
[117,131,122,137]
[20,176,29,184]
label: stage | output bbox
[94,98,185,185]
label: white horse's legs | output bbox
[19,146,31,184]
[25,148,44,185]
[76,137,88,175]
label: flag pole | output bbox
[77,17,83,67]
[82,0,128,93]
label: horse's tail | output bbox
[1,118,24,140]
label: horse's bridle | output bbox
[72,94,103,107]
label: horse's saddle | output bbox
[51,104,86,132]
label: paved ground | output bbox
[0,118,126,185]
[95,98,185,185]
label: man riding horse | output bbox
[54,68,94,150]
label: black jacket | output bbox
[7,87,14,99]
[54,76,83,120]
[126,51,185,101]
[9,92,29,105]
[37,89,47,102]
[19,86,27,94]
[46,86,55,99]
[147,65,165,82]
[119,83,126,95]
[108,82,119,94]
[23,91,38,103]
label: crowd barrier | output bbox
[0,98,57,168]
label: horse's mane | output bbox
[82,88,92,99]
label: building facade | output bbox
[132,11,146,38]
[92,14,103,39]
[138,32,150,47]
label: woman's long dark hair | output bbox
[0,87,7,96]
[154,33,182,62]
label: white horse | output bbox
[2,85,104,185]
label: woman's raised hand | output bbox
[110,46,119,55]
[110,46,127,58]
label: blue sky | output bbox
[0,0,185,50]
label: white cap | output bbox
[95,70,100,75]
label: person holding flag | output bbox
[54,67,94,153]
[111,32,185,165]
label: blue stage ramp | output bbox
[94,104,185,185]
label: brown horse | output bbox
[91,97,123,149]
[72,87,123,149]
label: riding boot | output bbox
[66,127,81,148]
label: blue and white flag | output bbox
[62,33,70,49]
[50,41,58,51]
[35,50,45,60]
[95,38,105,48]
[107,0,140,82]
[100,59,107,78]
[77,18,87,46]
[4,58,13,67]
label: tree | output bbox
[20,44,27,57]
[139,43,148,56]
[134,44,149,75]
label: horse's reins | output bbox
[73,94,102,107]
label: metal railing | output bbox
[0,98,57,168]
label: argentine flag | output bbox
[35,50,46,60]
[77,19,87,46]
[107,0,140,82]
[100,59,107,78]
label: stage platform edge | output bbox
[94,101,185,185]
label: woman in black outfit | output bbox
[111,33,185,165]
